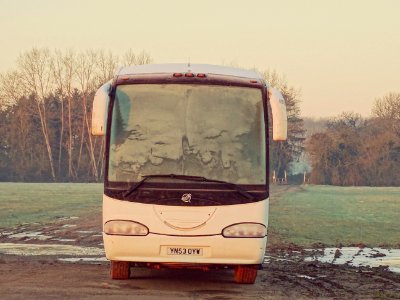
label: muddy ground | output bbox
[0,187,400,299]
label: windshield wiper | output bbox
[123,174,255,200]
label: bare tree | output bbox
[52,49,77,179]
[0,70,28,108]
[17,48,57,181]
[372,92,400,134]
[75,50,99,180]
[121,49,152,66]
[97,50,119,84]
[373,92,400,120]
[327,112,364,129]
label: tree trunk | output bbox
[58,96,64,178]
[36,99,56,181]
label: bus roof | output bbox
[117,64,263,80]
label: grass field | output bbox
[0,183,102,228]
[1,183,399,248]
[269,185,400,247]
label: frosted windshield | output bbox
[108,84,266,184]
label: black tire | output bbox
[234,265,258,284]
[110,261,130,280]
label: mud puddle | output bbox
[264,247,400,274]
[0,242,104,256]
[1,239,400,274]
[304,247,400,273]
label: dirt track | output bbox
[0,186,399,299]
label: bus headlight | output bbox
[104,220,149,236]
[222,223,267,238]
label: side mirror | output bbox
[91,80,112,136]
[269,88,287,141]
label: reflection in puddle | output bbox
[57,216,79,221]
[0,231,15,236]
[305,247,400,273]
[58,257,108,263]
[0,243,104,256]
[76,230,97,234]
[296,274,316,280]
[61,224,77,228]
[52,238,77,243]
[8,232,53,241]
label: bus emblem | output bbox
[181,193,192,203]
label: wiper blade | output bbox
[124,174,255,200]
[124,174,201,197]
[123,176,153,197]
[213,181,255,200]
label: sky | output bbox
[0,0,399,118]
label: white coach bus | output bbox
[91,64,287,284]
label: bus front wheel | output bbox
[234,265,258,284]
[111,261,130,280]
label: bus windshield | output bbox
[108,84,266,186]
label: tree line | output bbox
[307,93,400,186]
[9,47,396,186]
[0,48,152,182]
[0,48,304,182]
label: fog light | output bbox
[222,223,266,238]
[104,220,149,236]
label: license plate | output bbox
[167,247,203,256]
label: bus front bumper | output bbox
[103,233,267,265]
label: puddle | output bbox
[264,251,309,265]
[296,274,316,280]
[52,238,77,243]
[0,243,104,256]
[61,224,77,228]
[8,232,53,241]
[76,230,97,234]
[0,231,15,236]
[2,241,398,273]
[305,247,400,273]
[58,257,108,263]
[264,255,298,264]
[57,216,79,221]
